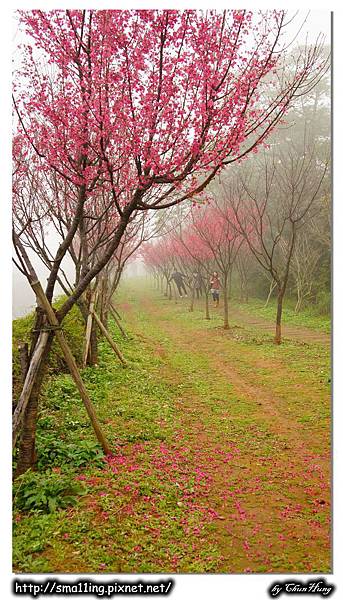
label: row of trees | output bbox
[12,9,329,475]
[142,75,330,342]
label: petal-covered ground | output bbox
[13,283,331,573]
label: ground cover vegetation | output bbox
[13,284,330,573]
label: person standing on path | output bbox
[170,271,188,297]
[193,271,204,299]
[210,271,221,307]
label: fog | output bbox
[12,249,146,318]
[12,227,75,318]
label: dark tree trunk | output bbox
[223,275,229,330]
[205,290,210,320]
[80,294,98,367]
[274,227,296,345]
[18,343,29,384]
[189,285,195,312]
[15,334,54,477]
[88,320,98,365]
[274,287,284,345]
[102,307,109,330]
[265,280,277,308]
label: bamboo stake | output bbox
[111,304,122,320]
[109,302,128,339]
[83,288,97,368]
[92,310,127,366]
[31,280,111,455]
[12,331,50,449]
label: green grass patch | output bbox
[230,297,331,333]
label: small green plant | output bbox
[14,470,86,514]
[36,435,105,470]
[71,440,105,467]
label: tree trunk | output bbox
[223,276,229,330]
[295,285,302,314]
[274,226,295,344]
[15,333,54,477]
[205,290,210,320]
[99,277,111,330]
[18,343,29,384]
[189,285,195,312]
[88,320,98,365]
[102,307,109,330]
[274,288,284,345]
[15,394,39,476]
[81,289,98,367]
[264,280,277,308]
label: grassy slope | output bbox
[230,297,331,333]
[13,282,331,574]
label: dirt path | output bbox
[120,289,331,573]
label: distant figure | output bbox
[170,271,188,297]
[193,271,203,299]
[210,271,220,307]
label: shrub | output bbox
[13,470,86,513]
[35,435,105,470]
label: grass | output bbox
[230,297,331,333]
[13,315,222,573]
[12,282,331,574]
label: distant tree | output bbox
[188,205,244,329]
[224,136,329,343]
[281,230,321,313]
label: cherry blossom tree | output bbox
[189,206,245,328]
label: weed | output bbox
[14,470,86,514]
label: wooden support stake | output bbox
[30,280,111,455]
[12,331,49,449]
[109,302,128,339]
[111,304,122,320]
[83,289,97,368]
[92,310,127,366]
